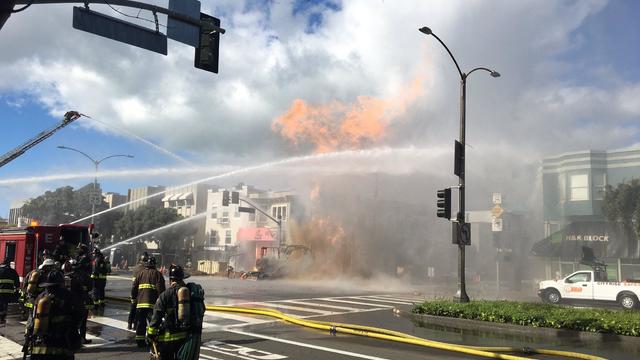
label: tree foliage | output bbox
[113,205,197,253]
[21,183,122,239]
[602,179,640,255]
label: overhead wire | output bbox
[102,1,168,29]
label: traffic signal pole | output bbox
[457,74,469,303]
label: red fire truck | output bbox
[0,224,93,280]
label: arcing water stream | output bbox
[88,117,193,165]
[101,212,207,251]
[70,146,446,224]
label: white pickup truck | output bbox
[538,270,640,310]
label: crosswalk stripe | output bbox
[352,296,413,305]
[318,298,393,308]
[205,312,271,325]
[89,316,133,332]
[282,299,363,311]
[370,295,421,303]
[0,335,23,360]
[251,302,334,315]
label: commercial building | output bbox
[203,184,298,272]
[103,192,127,210]
[161,183,217,251]
[535,148,640,280]
[8,200,26,226]
[126,185,165,211]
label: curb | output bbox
[410,313,640,345]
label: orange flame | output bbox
[309,184,321,200]
[272,74,425,153]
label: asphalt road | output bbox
[0,274,636,360]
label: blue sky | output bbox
[1,0,640,218]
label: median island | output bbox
[412,300,640,337]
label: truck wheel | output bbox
[618,293,639,310]
[545,289,561,304]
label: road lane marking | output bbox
[318,298,393,308]
[251,302,334,315]
[204,340,287,359]
[281,300,363,311]
[353,297,413,305]
[225,329,391,360]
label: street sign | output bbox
[490,204,504,218]
[492,192,502,205]
[492,217,503,232]
[89,192,103,206]
[452,222,471,246]
[454,140,464,178]
[167,0,201,47]
[72,6,168,55]
[238,206,256,214]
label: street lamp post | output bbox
[57,146,134,224]
[419,26,500,303]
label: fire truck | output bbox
[0,223,93,280]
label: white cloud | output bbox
[0,0,637,166]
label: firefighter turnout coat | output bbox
[0,263,19,300]
[131,267,165,309]
[27,287,82,357]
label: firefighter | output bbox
[147,265,205,360]
[23,270,81,360]
[63,260,91,344]
[23,258,56,317]
[132,256,165,347]
[128,252,149,329]
[91,248,109,308]
[0,257,19,324]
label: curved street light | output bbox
[419,26,500,303]
[57,145,134,224]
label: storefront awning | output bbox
[178,192,193,200]
[237,227,276,242]
[531,221,625,258]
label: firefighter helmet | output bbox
[77,243,88,255]
[138,252,149,263]
[39,270,65,288]
[93,247,102,256]
[145,256,157,268]
[169,265,190,280]
[38,258,56,270]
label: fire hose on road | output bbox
[106,296,605,360]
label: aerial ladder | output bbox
[0,111,83,169]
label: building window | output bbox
[569,174,589,201]
[249,212,256,222]
[210,206,217,219]
[225,230,232,244]
[271,205,288,221]
[593,173,606,200]
[205,231,218,247]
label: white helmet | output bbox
[39,258,56,269]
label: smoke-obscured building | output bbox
[8,200,26,226]
[534,148,640,280]
[203,184,299,271]
[127,186,165,211]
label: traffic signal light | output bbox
[437,188,451,219]
[222,190,230,206]
[194,13,220,73]
[231,191,239,204]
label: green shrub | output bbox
[412,300,640,337]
